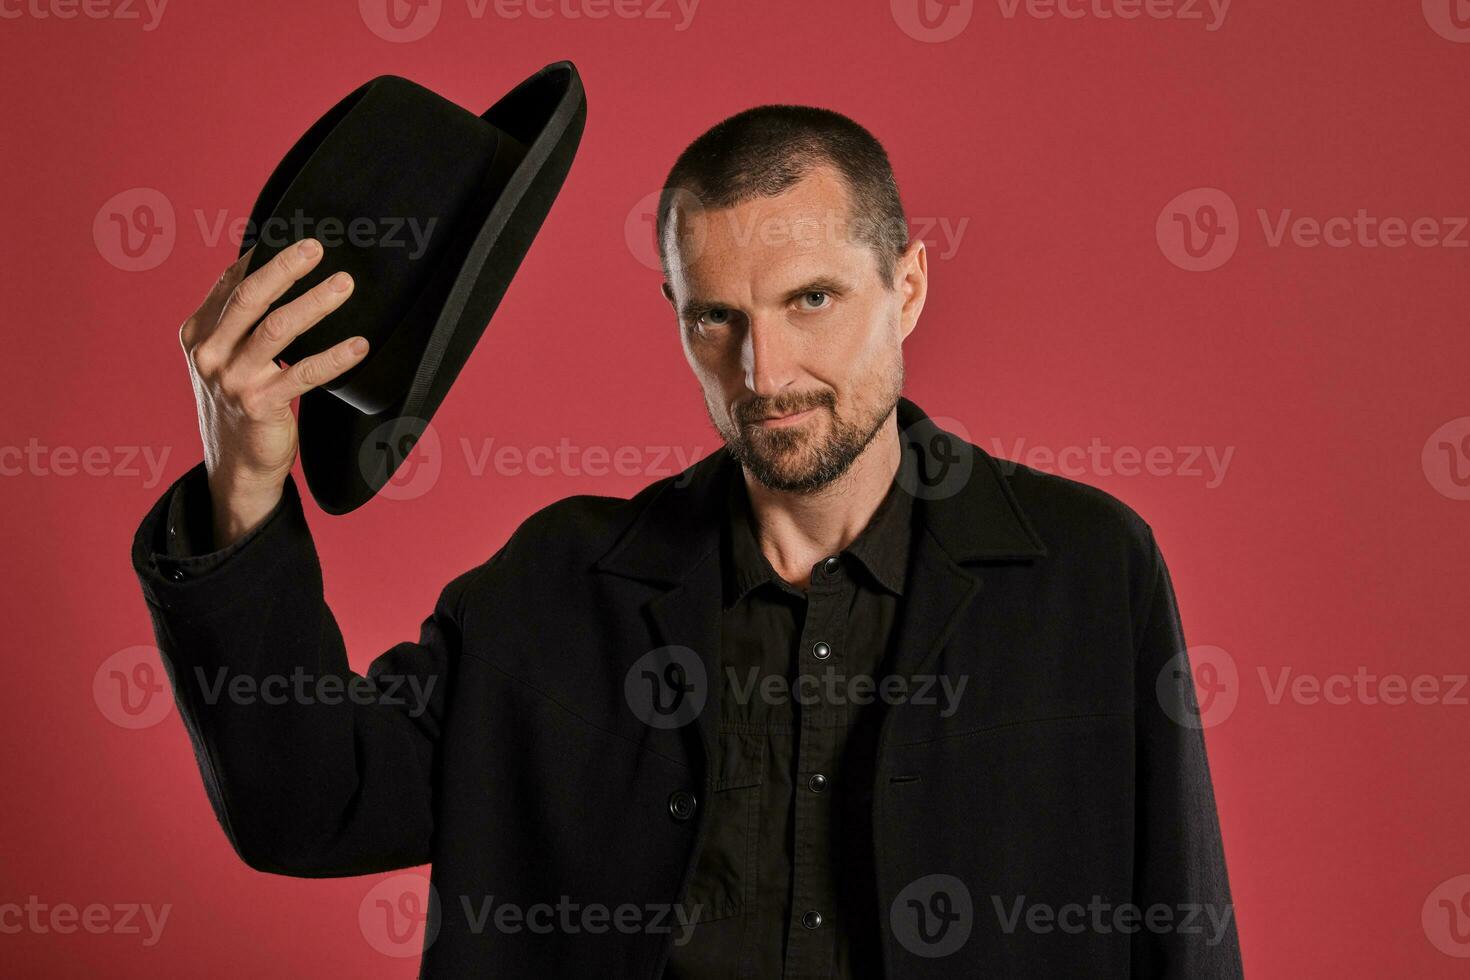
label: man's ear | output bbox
[896,238,928,341]
[661,281,675,306]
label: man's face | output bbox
[661,165,926,495]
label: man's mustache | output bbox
[736,394,832,425]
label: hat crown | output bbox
[240,75,528,413]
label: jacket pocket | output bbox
[682,729,767,925]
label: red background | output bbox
[2,0,1468,974]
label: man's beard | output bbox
[710,370,902,495]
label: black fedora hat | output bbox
[237,61,586,514]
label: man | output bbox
[132,104,1243,978]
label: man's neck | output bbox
[742,411,901,591]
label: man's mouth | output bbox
[755,407,817,428]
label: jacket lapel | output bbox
[641,559,725,790]
[592,442,733,788]
[880,398,1049,700]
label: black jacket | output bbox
[130,396,1243,978]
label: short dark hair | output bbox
[655,105,909,289]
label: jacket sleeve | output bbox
[1131,528,1244,977]
[130,459,491,878]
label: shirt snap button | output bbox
[667,790,697,821]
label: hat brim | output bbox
[290,61,586,515]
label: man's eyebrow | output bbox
[678,276,855,322]
[783,276,853,301]
[678,295,721,322]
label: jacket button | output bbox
[812,641,831,660]
[821,556,840,574]
[165,566,186,582]
[808,773,828,793]
[668,790,697,821]
[801,909,823,929]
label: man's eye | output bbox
[798,291,830,311]
[698,308,732,327]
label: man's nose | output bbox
[742,313,800,397]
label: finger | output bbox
[240,270,355,372]
[261,334,370,406]
[211,238,324,351]
[179,245,257,352]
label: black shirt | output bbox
[665,468,913,980]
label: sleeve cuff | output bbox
[160,461,264,567]
[132,459,318,616]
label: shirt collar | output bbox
[722,466,913,608]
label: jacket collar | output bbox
[594,394,1047,586]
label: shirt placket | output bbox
[784,561,852,980]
